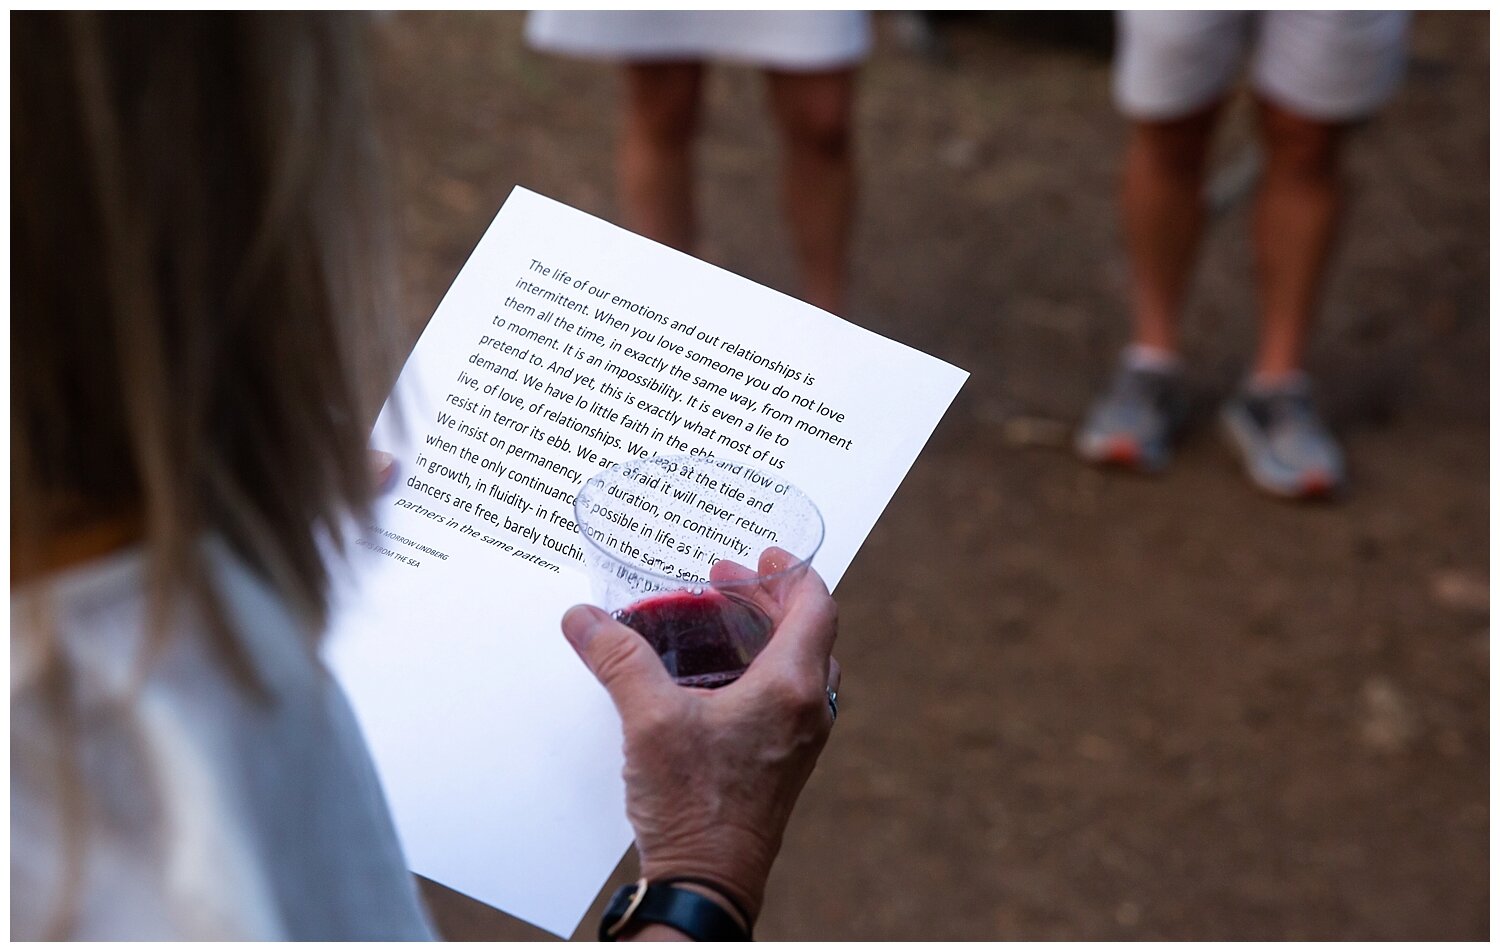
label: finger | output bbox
[708,557,782,626]
[369,450,397,493]
[740,567,837,686]
[710,546,810,624]
[708,557,757,586]
[755,546,804,604]
[713,547,814,607]
[561,604,676,711]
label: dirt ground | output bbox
[368,12,1489,941]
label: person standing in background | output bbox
[1076,11,1411,499]
[526,11,871,315]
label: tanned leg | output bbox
[618,62,705,252]
[1121,102,1224,355]
[765,68,857,314]
[1249,98,1346,379]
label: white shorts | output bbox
[1114,11,1412,122]
[525,11,872,72]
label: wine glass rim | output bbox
[572,453,825,587]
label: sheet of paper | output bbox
[325,187,968,937]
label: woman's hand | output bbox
[369,450,397,493]
[560,547,840,929]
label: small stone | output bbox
[1430,569,1488,614]
[1114,900,1141,927]
[1421,296,1460,335]
[1360,677,1420,753]
[1001,415,1070,448]
[888,11,945,60]
[434,176,479,213]
[939,137,981,172]
[1436,728,1466,758]
[1076,734,1119,762]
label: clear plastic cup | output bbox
[573,454,824,687]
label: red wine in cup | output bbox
[614,589,773,688]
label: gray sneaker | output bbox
[1221,380,1345,499]
[1075,362,1187,473]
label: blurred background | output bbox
[367,11,1487,940]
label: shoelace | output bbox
[1250,390,1334,462]
[1116,367,1180,414]
[1255,389,1317,431]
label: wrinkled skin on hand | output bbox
[561,547,840,925]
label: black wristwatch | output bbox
[599,877,753,941]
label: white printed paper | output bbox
[325,187,968,937]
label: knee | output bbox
[778,97,853,159]
[629,95,699,146]
[624,70,701,146]
[1131,118,1214,179]
[1260,106,1341,181]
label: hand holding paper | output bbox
[325,187,967,936]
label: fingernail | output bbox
[761,546,792,574]
[371,451,396,490]
[561,604,611,651]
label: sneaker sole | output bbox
[1075,432,1167,474]
[1220,404,1342,501]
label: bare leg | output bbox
[618,62,704,252]
[1121,103,1223,355]
[765,69,857,314]
[1250,99,1345,380]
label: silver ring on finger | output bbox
[826,686,838,723]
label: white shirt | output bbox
[11,538,435,940]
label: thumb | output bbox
[561,604,675,710]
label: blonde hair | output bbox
[13,11,397,651]
[13,16,398,935]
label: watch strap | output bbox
[653,876,754,930]
[600,877,752,941]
